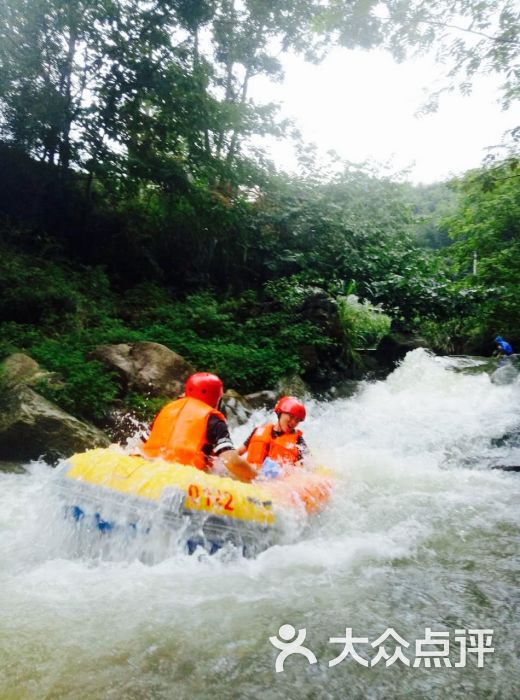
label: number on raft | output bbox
[187,484,234,512]
[215,490,234,512]
[188,484,200,500]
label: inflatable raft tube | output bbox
[56,448,332,556]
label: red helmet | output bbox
[274,396,306,421]
[185,372,224,408]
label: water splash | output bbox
[1,349,520,698]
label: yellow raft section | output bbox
[65,448,332,526]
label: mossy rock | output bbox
[0,385,110,463]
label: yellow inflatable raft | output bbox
[57,448,332,556]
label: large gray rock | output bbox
[375,332,430,367]
[275,375,311,399]
[89,341,195,397]
[0,386,110,462]
[221,390,253,427]
[243,390,277,410]
[1,352,59,388]
[296,290,346,382]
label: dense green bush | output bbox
[34,346,120,421]
[338,295,392,349]
[0,244,80,325]
[132,290,331,392]
[0,249,336,420]
[418,317,474,355]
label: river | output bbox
[1,349,520,699]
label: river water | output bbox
[1,349,520,699]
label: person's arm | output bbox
[237,428,255,457]
[207,417,257,481]
[218,449,258,482]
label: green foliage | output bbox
[440,160,520,346]
[406,181,459,249]
[129,290,330,392]
[0,239,126,420]
[0,322,44,359]
[0,244,81,326]
[328,0,520,111]
[123,393,172,425]
[338,296,392,349]
[0,239,334,417]
[0,365,13,412]
[0,0,332,182]
[0,0,518,430]
[2,0,517,186]
[418,317,475,355]
[33,343,119,421]
[264,274,322,311]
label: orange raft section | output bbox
[262,468,333,516]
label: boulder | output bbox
[243,390,277,410]
[297,290,344,341]
[375,332,430,367]
[275,374,311,399]
[89,341,195,397]
[296,290,346,383]
[1,352,59,388]
[0,385,110,462]
[491,361,519,386]
[220,390,253,427]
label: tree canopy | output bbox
[1,0,517,181]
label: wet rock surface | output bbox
[89,341,195,398]
[0,385,109,462]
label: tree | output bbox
[443,159,520,342]
[0,0,111,168]
[406,182,458,249]
[3,0,517,183]
[321,0,520,111]
[238,164,457,322]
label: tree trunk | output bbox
[58,6,78,172]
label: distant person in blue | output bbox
[494,335,514,356]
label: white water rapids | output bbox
[1,349,520,699]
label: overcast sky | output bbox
[249,47,516,184]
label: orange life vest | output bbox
[142,396,226,471]
[246,422,302,467]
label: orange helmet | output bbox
[185,372,224,408]
[274,396,306,421]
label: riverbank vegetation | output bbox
[0,0,518,424]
